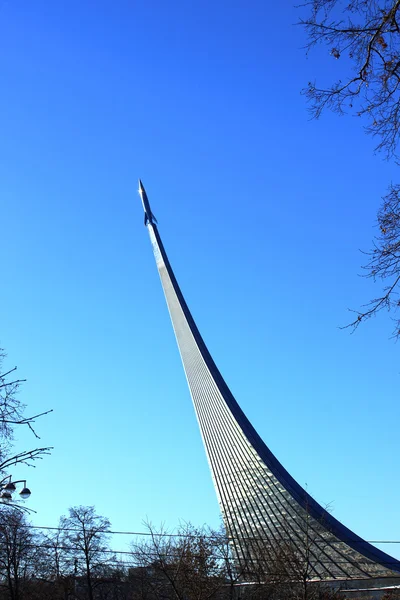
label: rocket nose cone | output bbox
[138,180,146,199]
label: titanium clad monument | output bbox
[139,180,400,582]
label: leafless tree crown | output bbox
[0,349,52,511]
[301,0,400,157]
[300,1,400,338]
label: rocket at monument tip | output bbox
[138,179,158,226]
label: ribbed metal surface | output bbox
[145,222,400,580]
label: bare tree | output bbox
[36,527,75,599]
[59,505,113,600]
[129,522,345,600]
[0,512,72,600]
[130,521,227,600]
[0,509,44,600]
[208,529,251,600]
[299,0,400,338]
[341,182,400,336]
[42,528,64,581]
[0,349,52,509]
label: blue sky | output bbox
[1,0,399,558]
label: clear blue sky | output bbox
[1,0,399,558]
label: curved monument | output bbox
[140,180,400,582]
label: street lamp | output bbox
[0,476,31,503]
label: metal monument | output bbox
[140,180,400,582]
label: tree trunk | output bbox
[85,554,94,600]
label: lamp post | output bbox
[0,476,31,503]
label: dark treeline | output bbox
[0,506,396,600]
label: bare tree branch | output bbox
[0,349,52,510]
[299,1,400,339]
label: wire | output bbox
[20,524,400,544]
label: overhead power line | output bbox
[22,524,400,544]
